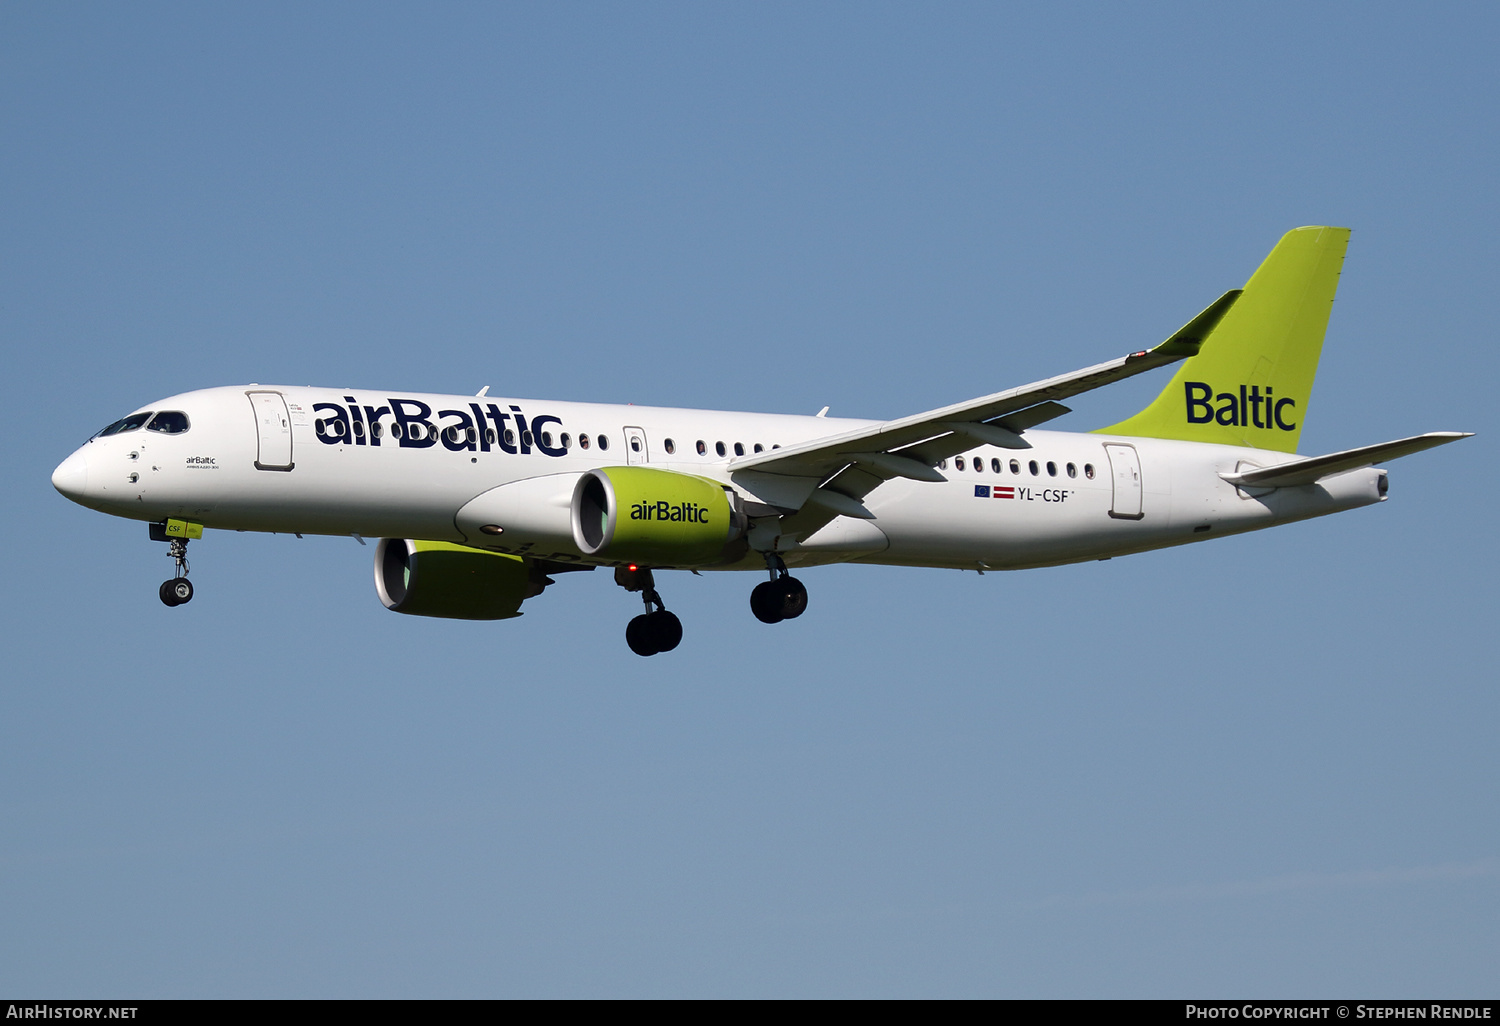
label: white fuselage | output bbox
[52,385,1386,572]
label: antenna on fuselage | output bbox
[476,385,490,397]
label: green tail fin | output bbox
[1097,226,1351,453]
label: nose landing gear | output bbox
[159,537,194,606]
[615,566,682,657]
[149,520,201,607]
[750,553,807,624]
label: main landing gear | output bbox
[750,553,807,624]
[159,537,194,607]
[616,566,682,657]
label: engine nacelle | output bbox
[374,538,540,620]
[572,467,747,567]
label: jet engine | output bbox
[374,538,545,619]
[572,467,748,567]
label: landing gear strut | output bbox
[750,552,807,624]
[616,566,682,657]
[159,537,194,607]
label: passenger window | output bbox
[1028,460,1039,476]
[753,443,763,453]
[1010,460,1020,474]
[560,432,571,449]
[146,411,190,434]
[1047,461,1057,477]
[715,441,726,457]
[734,442,744,456]
[664,438,675,455]
[991,458,1001,473]
[1084,463,1095,479]
[502,428,514,446]
[939,459,948,469]
[579,433,590,449]
[955,456,966,471]
[630,437,641,452]
[696,440,707,455]
[484,428,494,445]
[373,423,384,439]
[521,430,533,447]
[353,421,365,438]
[598,435,610,450]
[1066,462,1076,478]
[974,457,983,473]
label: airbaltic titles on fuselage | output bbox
[311,397,568,456]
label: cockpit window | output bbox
[146,411,190,434]
[95,412,153,438]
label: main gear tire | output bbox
[750,580,785,624]
[777,576,808,619]
[646,610,682,652]
[626,614,659,656]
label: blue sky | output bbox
[2,2,1496,997]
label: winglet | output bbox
[1155,289,1243,358]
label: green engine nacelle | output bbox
[374,538,539,619]
[572,467,747,567]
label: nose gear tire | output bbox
[159,577,193,607]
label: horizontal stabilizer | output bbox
[1219,432,1473,489]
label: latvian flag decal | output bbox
[974,485,1015,499]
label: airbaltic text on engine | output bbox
[631,501,712,524]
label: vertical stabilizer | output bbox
[1097,226,1351,453]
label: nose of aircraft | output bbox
[52,448,90,503]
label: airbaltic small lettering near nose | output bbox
[1184,382,1296,430]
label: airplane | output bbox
[51,226,1471,655]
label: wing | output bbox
[731,289,1242,535]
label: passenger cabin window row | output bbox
[944,455,1095,480]
[692,439,770,458]
[308,417,793,460]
